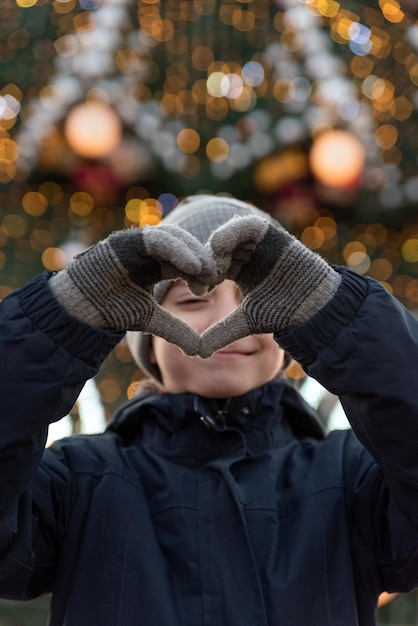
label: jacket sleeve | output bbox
[277,267,418,589]
[0,272,122,595]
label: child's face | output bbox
[150,279,286,398]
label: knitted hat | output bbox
[126,194,277,383]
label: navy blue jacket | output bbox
[0,268,417,625]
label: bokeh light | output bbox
[64,101,122,159]
[2,0,418,439]
[309,130,366,188]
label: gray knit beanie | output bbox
[126,194,277,383]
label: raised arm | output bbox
[201,215,418,588]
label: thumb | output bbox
[199,308,252,358]
[146,304,200,356]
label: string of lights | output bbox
[1,0,418,415]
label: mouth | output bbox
[212,350,251,359]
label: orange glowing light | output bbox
[309,130,365,188]
[64,102,122,159]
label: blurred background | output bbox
[1,0,418,623]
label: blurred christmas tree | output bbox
[1,0,418,409]
[1,2,418,622]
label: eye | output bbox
[177,296,210,306]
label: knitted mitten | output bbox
[200,215,341,357]
[49,225,217,356]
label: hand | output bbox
[200,215,341,358]
[49,225,218,356]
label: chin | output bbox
[197,382,255,399]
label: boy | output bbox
[0,194,417,625]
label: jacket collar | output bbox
[107,379,326,444]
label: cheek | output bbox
[258,335,285,373]
[151,337,192,386]
[151,337,177,368]
[161,297,218,335]
[169,310,210,334]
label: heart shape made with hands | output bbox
[148,214,276,360]
[146,211,339,359]
[153,274,253,360]
[149,273,253,361]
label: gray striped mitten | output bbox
[200,215,341,357]
[49,224,216,356]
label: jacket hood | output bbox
[107,379,326,444]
